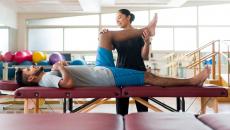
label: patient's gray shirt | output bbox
[38,66,115,88]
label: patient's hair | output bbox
[16,68,38,86]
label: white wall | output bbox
[0,3,17,28]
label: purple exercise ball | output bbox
[49,52,65,65]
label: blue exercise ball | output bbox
[70,59,86,65]
[20,61,33,66]
[37,60,50,66]
[37,60,51,72]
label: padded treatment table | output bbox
[0,82,122,113]
[123,85,227,97]
[0,80,20,99]
[15,85,228,113]
[0,113,123,130]
[0,112,229,130]
[0,80,20,91]
[125,112,212,130]
[199,113,230,130]
[1,80,228,113]
[14,86,121,113]
[15,86,121,98]
[122,85,228,112]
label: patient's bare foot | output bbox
[191,66,211,87]
[147,13,158,36]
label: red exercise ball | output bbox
[23,50,33,61]
[14,51,27,64]
[3,51,14,62]
[0,54,3,61]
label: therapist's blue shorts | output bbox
[96,47,144,87]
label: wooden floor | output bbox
[0,97,230,114]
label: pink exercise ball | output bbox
[14,51,27,64]
[23,50,33,61]
[3,51,15,62]
[0,54,3,61]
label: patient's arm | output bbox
[53,62,74,89]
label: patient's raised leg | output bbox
[98,14,157,50]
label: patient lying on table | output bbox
[16,61,210,89]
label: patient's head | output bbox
[16,66,44,86]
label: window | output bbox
[28,28,63,51]
[199,27,230,46]
[150,7,197,26]
[199,27,230,52]
[27,5,230,53]
[152,28,173,51]
[0,28,9,52]
[174,28,197,51]
[131,11,148,26]
[101,13,117,26]
[27,15,99,26]
[64,28,98,51]
[199,4,230,25]
[101,11,148,26]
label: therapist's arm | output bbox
[141,29,151,60]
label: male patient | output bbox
[16,14,210,88]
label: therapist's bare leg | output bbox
[144,66,211,87]
[99,14,157,50]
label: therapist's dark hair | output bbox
[118,9,135,23]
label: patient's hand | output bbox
[59,61,68,66]
[52,61,67,71]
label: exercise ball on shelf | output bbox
[23,50,33,61]
[14,51,27,64]
[32,51,46,63]
[20,60,33,66]
[37,60,50,66]
[37,60,51,72]
[0,54,3,62]
[49,52,65,65]
[0,62,2,79]
[2,51,14,62]
[70,59,87,65]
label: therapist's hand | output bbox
[142,29,152,45]
[98,28,109,41]
[99,28,109,34]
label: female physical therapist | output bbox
[102,9,152,116]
